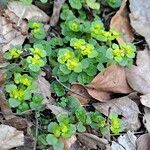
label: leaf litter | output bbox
[1,0,150,149]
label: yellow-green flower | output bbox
[71,38,86,50]
[66,58,79,70]
[81,44,94,55]
[91,21,104,35]
[120,43,136,58]
[113,48,124,62]
[68,20,80,32]
[11,88,25,101]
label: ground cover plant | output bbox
[1,0,150,150]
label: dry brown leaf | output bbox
[126,49,150,94]
[111,141,125,150]
[110,0,134,44]
[143,107,150,133]
[78,133,110,150]
[8,1,50,23]
[85,65,132,102]
[68,84,91,105]
[136,134,150,150]
[0,9,28,52]
[36,72,54,105]
[129,0,150,48]
[93,96,140,131]
[0,124,24,150]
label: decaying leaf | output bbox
[78,133,110,150]
[0,9,28,52]
[129,0,150,47]
[85,65,132,102]
[8,1,50,23]
[93,96,140,131]
[111,141,125,150]
[140,94,150,108]
[36,72,54,104]
[110,0,134,44]
[136,134,150,150]
[117,131,137,150]
[126,49,150,94]
[143,107,150,133]
[0,124,24,150]
[68,84,91,105]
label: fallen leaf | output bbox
[78,133,110,150]
[140,94,150,108]
[8,1,50,23]
[93,96,140,131]
[129,0,150,47]
[111,141,125,150]
[0,124,24,150]
[61,135,77,150]
[136,134,150,150]
[85,65,132,102]
[0,9,28,52]
[36,72,54,105]
[16,134,34,150]
[126,49,150,94]
[68,84,91,105]
[117,131,137,150]
[50,0,66,26]
[110,0,134,44]
[143,107,150,132]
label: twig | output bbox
[53,76,89,99]
[50,0,66,26]
[34,112,39,150]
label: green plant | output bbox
[106,0,121,8]
[46,113,76,150]
[20,0,48,5]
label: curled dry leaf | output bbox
[110,0,134,44]
[129,0,150,47]
[126,49,150,94]
[78,133,110,150]
[143,107,150,133]
[68,84,91,105]
[136,133,150,150]
[36,72,54,105]
[93,96,140,131]
[0,9,28,53]
[85,65,132,102]
[0,124,24,150]
[8,1,50,23]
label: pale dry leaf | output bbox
[78,133,110,150]
[143,107,150,132]
[36,72,54,104]
[8,1,50,23]
[68,84,91,105]
[93,96,140,131]
[0,9,28,52]
[118,131,137,150]
[0,124,24,150]
[61,135,77,150]
[129,0,150,48]
[110,0,134,44]
[85,65,132,102]
[111,141,125,150]
[140,94,150,108]
[136,133,150,150]
[126,49,150,94]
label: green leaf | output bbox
[57,113,70,124]
[5,84,17,93]
[77,72,93,84]
[18,102,29,112]
[48,122,61,137]
[40,0,48,3]
[85,64,97,76]
[59,64,71,75]
[77,122,86,132]
[106,0,121,8]
[9,98,21,108]
[75,106,87,123]
[69,72,78,83]
[106,48,113,59]
[88,50,98,58]
[53,141,64,150]
[52,81,65,97]
[81,58,90,69]
[46,134,58,145]
[38,134,48,146]
[69,0,82,10]
[97,63,105,72]
[29,64,41,72]
[86,0,100,10]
